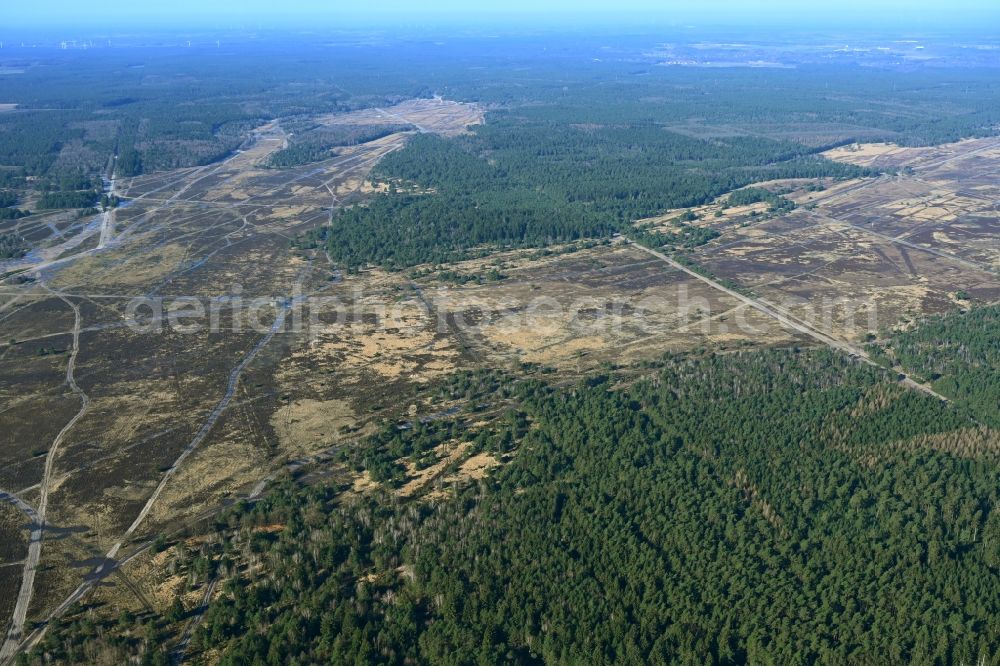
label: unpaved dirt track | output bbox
[630,241,950,403]
[0,101,482,663]
[813,211,998,276]
[0,296,298,665]
[0,492,38,521]
[109,280,304,560]
[171,575,219,664]
[97,178,117,250]
[0,292,89,663]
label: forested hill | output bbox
[28,343,1000,665]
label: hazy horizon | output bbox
[6,0,1000,31]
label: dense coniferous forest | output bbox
[23,339,1000,665]
[182,352,1000,665]
[35,190,99,210]
[724,186,796,212]
[872,305,1000,427]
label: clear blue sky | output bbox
[6,0,999,28]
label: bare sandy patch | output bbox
[426,451,502,500]
[350,471,380,495]
[317,98,484,137]
[822,142,905,165]
[399,441,470,497]
[455,452,500,480]
[144,427,269,530]
[296,291,460,382]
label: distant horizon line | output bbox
[3,17,1000,36]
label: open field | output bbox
[0,503,28,564]
[315,98,485,136]
[0,100,491,659]
[415,243,807,370]
[818,138,1000,270]
[1,102,999,662]
[667,137,1000,341]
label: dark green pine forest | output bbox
[27,327,1000,665]
[870,304,1000,428]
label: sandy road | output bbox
[812,211,999,276]
[97,178,117,250]
[0,490,39,524]
[0,235,318,663]
[108,291,300,560]
[5,288,303,662]
[375,107,428,133]
[630,241,949,402]
[11,499,251,662]
[0,291,89,663]
[0,108,438,664]
[0,218,104,279]
[171,575,219,663]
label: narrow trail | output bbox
[0,126,384,661]
[11,390,278,499]
[630,241,950,403]
[97,177,117,250]
[0,290,89,663]
[107,292,297,560]
[1,266,320,666]
[3,296,299,664]
[171,576,219,664]
[15,498,265,661]
[15,406,352,661]
[814,211,998,276]
[14,266,313,664]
